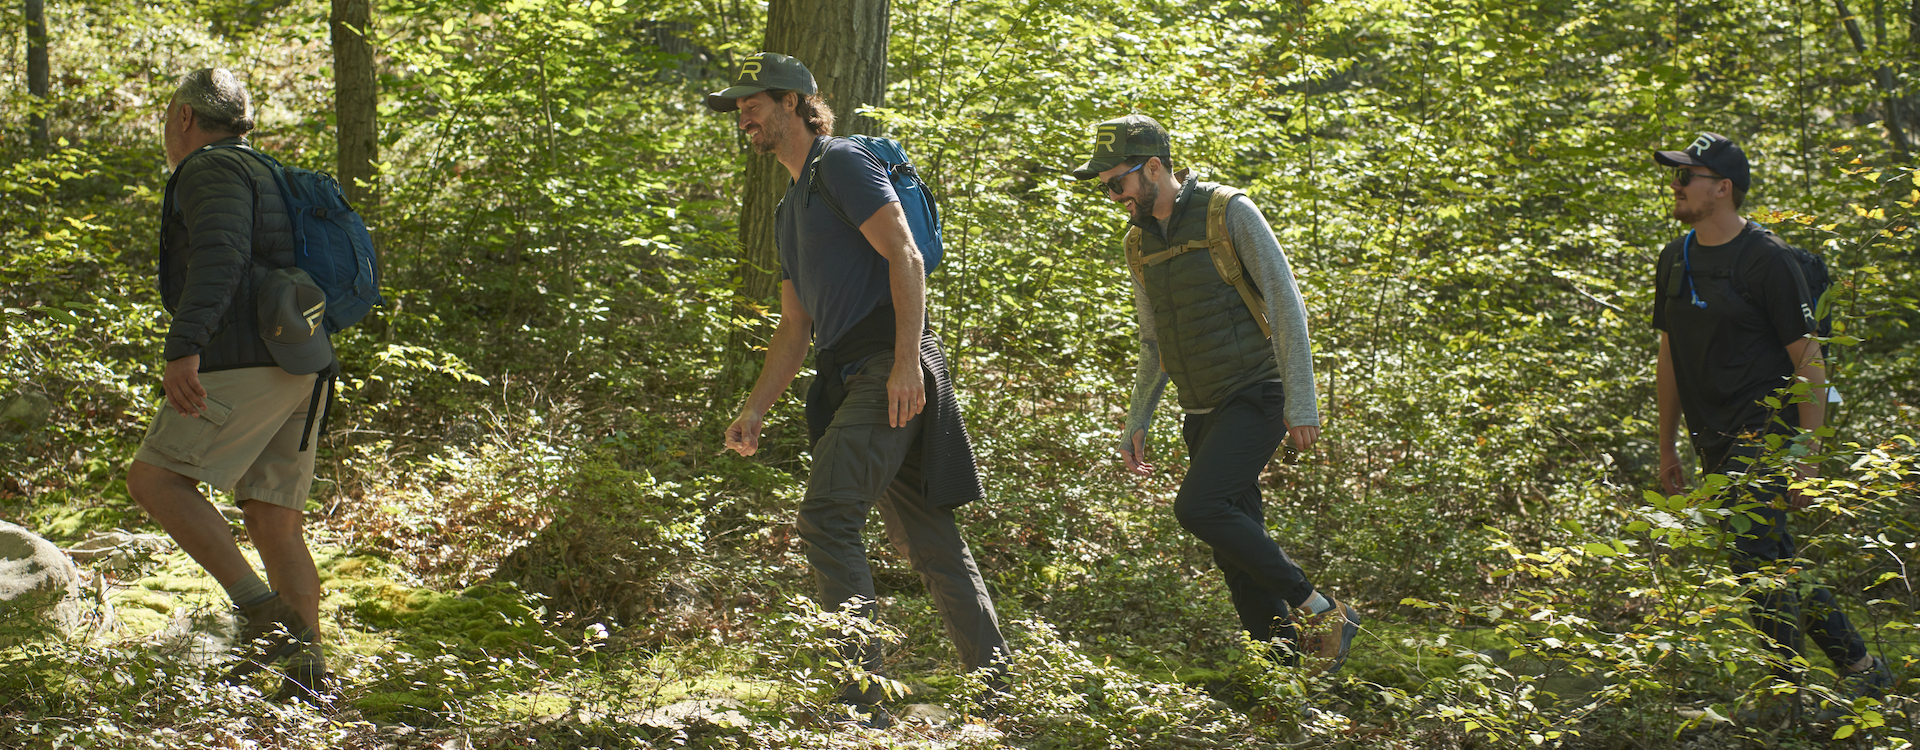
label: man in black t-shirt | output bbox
[1650,133,1890,709]
[706,53,1007,727]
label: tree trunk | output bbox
[25,0,49,148]
[1836,0,1910,158]
[331,0,378,208]
[721,0,890,398]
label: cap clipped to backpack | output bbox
[258,267,334,375]
[705,53,817,112]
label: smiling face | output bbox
[734,91,796,154]
[1670,167,1729,225]
[1097,157,1161,224]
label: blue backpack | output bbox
[164,144,383,333]
[807,135,945,273]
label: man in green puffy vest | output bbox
[1071,114,1360,674]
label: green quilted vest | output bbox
[1127,179,1279,411]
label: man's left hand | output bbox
[1288,425,1318,452]
[1788,462,1820,510]
[888,356,925,428]
[162,354,206,417]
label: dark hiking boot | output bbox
[1735,691,1803,728]
[834,701,892,729]
[1838,656,1895,702]
[219,594,313,684]
[1297,597,1362,676]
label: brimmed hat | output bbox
[705,53,817,112]
[258,267,333,375]
[1654,132,1751,192]
[1071,114,1172,180]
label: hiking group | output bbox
[127,56,1892,720]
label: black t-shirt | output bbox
[1651,221,1817,460]
[776,136,901,351]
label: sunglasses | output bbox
[1674,168,1726,187]
[1102,161,1147,195]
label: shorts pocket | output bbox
[149,395,234,466]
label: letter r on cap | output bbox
[1690,134,1714,153]
[303,301,325,335]
[741,61,762,81]
[1096,125,1119,153]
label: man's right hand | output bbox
[1658,445,1689,496]
[1120,428,1153,476]
[163,354,206,417]
[725,407,765,457]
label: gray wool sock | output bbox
[224,572,275,608]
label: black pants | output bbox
[1177,381,1314,643]
[1706,449,1869,674]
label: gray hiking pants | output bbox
[796,352,1008,704]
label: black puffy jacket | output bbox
[159,137,295,370]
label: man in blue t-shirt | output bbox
[1651,132,1891,715]
[707,53,1007,725]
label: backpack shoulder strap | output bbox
[806,139,860,231]
[1124,227,1146,288]
[1203,187,1271,338]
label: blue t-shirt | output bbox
[777,136,900,350]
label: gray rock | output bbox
[0,392,53,442]
[0,520,85,639]
[899,702,960,725]
[67,529,171,575]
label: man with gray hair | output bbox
[125,67,334,703]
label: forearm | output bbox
[1789,338,1826,437]
[889,249,926,363]
[1655,336,1682,451]
[1123,339,1169,442]
[741,317,811,416]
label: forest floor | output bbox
[14,507,1913,750]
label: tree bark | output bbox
[331,0,378,208]
[723,0,890,395]
[25,0,49,148]
[1836,0,1910,157]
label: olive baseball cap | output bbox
[1071,114,1172,180]
[705,52,817,112]
[258,267,334,375]
[1654,132,1751,192]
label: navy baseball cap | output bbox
[1655,132,1751,192]
[705,53,817,112]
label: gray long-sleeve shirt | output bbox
[1120,194,1319,451]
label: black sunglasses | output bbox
[1102,161,1147,195]
[1674,168,1726,187]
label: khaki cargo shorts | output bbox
[133,366,324,511]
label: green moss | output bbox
[355,690,451,725]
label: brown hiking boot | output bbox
[1295,597,1362,676]
[219,594,313,684]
